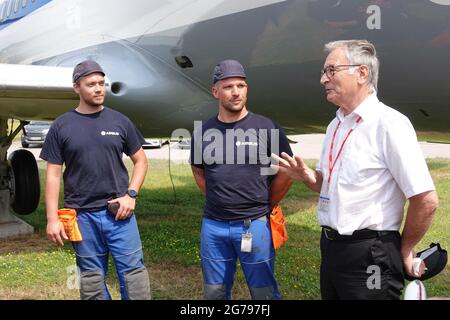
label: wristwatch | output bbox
[127,189,138,198]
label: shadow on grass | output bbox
[0,232,73,256]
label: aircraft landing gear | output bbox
[0,119,37,239]
[9,149,40,215]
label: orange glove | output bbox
[57,208,82,242]
[270,205,288,250]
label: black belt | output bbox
[322,226,397,241]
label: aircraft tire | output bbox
[8,149,40,215]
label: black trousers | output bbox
[320,230,405,300]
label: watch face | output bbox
[128,189,138,198]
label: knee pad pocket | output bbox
[124,266,151,300]
[249,286,275,300]
[80,270,104,300]
[203,284,227,300]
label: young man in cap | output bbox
[190,59,293,300]
[41,60,151,300]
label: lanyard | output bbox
[328,116,362,184]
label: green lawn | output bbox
[0,158,449,299]
[416,132,450,144]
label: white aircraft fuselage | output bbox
[1,0,450,136]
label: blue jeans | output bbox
[201,216,280,300]
[73,209,146,300]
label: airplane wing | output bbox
[0,63,76,98]
[0,63,103,120]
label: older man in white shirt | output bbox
[273,40,438,299]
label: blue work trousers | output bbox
[73,209,146,300]
[201,216,280,300]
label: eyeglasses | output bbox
[320,64,362,78]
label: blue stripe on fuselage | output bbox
[0,0,52,30]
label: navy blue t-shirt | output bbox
[40,107,145,210]
[190,112,293,221]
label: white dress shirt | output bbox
[316,94,435,235]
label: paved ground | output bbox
[10,134,450,163]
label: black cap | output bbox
[405,243,448,281]
[213,59,246,84]
[72,60,105,83]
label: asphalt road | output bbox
[8,134,450,163]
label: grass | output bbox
[416,132,450,144]
[0,158,449,300]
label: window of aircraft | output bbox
[22,0,27,8]
[0,1,6,21]
[7,0,13,18]
[14,0,19,13]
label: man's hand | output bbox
[402,249,427,279]
[47,220,68,246]
[107,195,136,221]
[271,152,317,184]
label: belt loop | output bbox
[323,227,331,240]
[244,219,251,229]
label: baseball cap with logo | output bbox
[72,60,105,83]
[213,59,246,84]
[405,243,448,281]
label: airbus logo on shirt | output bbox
[101,131,120,136]
[236,141,258,147]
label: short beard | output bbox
[85,97,104,108]
[88,101,103,108]
[221,98,247,113]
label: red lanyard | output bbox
[328,116,362,183]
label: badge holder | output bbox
[318,179,330,213]
[241,219,253,253]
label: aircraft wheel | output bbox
[8,149,40,215]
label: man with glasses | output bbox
[272,40,438,299]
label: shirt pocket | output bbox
[339,156,369,184]
[338,145,383,185]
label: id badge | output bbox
[241,233,253,253]
[318,195,330,213]
[318,179,330,213]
